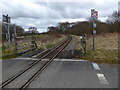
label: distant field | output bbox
[34,34,64,49]
[81,33,119,64]
[86,33,118,50]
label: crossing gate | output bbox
[81,35,86,55]
[15,36,37,55]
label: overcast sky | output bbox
[0,0,119,33]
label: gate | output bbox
[15,36,37,55]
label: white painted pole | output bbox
[7,23,10,48]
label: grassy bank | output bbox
[1,43,17,59]
[36,34,65,50]
[82,49,118,64]
[81,33,119,64]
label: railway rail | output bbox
[1,35,72,89]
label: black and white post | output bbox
[91,9,98,51]
[2,14,11,48]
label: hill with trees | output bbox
[47,11,119,35]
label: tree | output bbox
[27,27,39,34]
[106,11,119,33]
[48,26,58,33]
[106,11,118,24]
[1,22,25,42]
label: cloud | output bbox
[1,0,119,32]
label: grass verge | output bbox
[80,33,119,64]
[2,45,17,59]
[81,49,119,64]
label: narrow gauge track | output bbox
[1,36,68,87]
[1,35,72,89]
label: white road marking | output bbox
[60,59,86,62]
[14,58,87,62]
[15,58,38,60]
[38,59,86,62]
[97,74,109,84]
[92,63,101,70]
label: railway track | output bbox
[1,35,72,89]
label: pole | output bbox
[3,14,11,48]
[93,32,95,51]
[13,24,17,37]
[93,21,95,51]
[5,14,11,48]
[91,9,97,51]
[13,24,18,54]
[7,23,10,48]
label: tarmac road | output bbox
[1,36,119,88]
[28,59,118,88]
[2,58,119,88]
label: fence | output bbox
[15,36,37,55]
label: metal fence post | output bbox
[3,14,11,48]
[7,23,10,48]
[13,24,18,54]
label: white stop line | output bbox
[97,74,109,84]
[92,63,101,70]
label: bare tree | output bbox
[106,11,119,33]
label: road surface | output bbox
[1,36,119,88]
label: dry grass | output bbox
[1,43,16,59]
[75,36,82,50]
[86,33,118,50]
[35,34,64,49]
[81,33,119,64]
